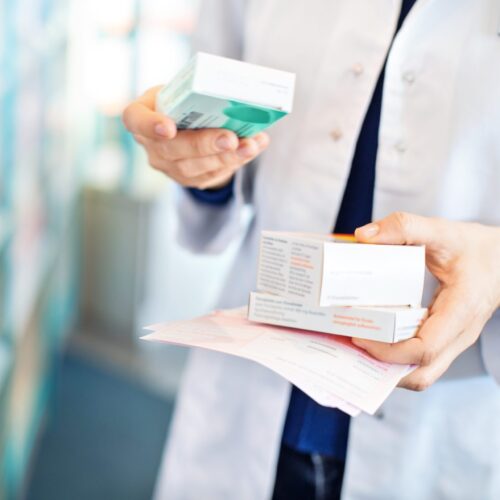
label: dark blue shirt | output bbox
[188,0,416,459]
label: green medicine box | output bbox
[156,52,295,138]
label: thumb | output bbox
[354,211,443,247]
[122,85,177,140]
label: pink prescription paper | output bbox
[142,308,413,416]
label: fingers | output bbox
[125,85,271,189]
[123,102,176,140]
[165,130,269,160]
[351,214,500,393]
[352,311,460,366]
[134,126,267,162]
[143,133,268,189]
[354,211,451,248]
[252,132,270,150]
[186,167,237,190]
[173,141,259,179]
[165,129,239,159]
[352,285,485,393]
[122,86,177,139]
[146,135,265,175]
[397,324,481,391]
[352,287,465,365]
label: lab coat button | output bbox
[351,63,364,76]
[374,410,385,420]
[402,71,416,84]
[395,141,407,153]
[330,128,343,141]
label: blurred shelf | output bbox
[0,39,68,99]
[0,1,78,496]
[11,204,78,343]
[0,7,68,99]
[0,212,13,251]
[0,339,12,397]
[0,0,197,496]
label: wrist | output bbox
[187,176,235,206]
[204,175,235,190]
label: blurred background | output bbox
[0,1,240,498]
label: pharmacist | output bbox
[123,1,500,499]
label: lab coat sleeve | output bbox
[175,0,255,255]
[480,311,500,385]
[176,163,256,254]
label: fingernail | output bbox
[155,123,169,137]
[215,135,233,151]
[351,338,365,348]
[254,133,269,148]
[358,223,379,239]
[237,144,255,158]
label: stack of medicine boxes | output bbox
[248,232,428,343]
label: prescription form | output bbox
[143,308,413,416]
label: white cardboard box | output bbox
[248,292,428,343]
[156,52,295,137]
[256,231,425,307]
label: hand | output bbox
[353,212,500,391]
[122,86,270,189]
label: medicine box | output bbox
[248,292,428,343]
[256,231,425,307]
[156,52,295,138]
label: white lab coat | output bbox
[155,1,500,498]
